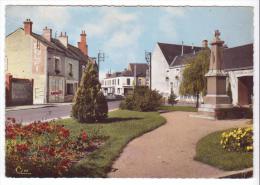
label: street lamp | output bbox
[145,51,152,89]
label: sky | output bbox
[5,6,253,79]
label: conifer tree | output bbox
[168,89,177,106]
[72,62,108,123]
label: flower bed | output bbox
[5,118,106,177]
[220,127,253,152]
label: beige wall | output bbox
[5,29,47,104]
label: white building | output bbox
[101,63,148,97]
[151,42,202,103]
[151,41,253,106]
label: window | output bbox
[54,58,60,73]
[118,79,120,85]
[117,88,120,94]
[66,83,74,95]
[127,78,130,85]
[69,63,73,76]
[138,79,142,86]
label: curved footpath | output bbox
[108,111,249,178]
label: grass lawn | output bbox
[194,128,253,171]
[54,109,166,177]
[159,105,197,112]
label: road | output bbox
[6,101,121,124]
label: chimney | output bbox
[23,19,33,35]
[202,40,208,48]
[78,30,88,56]
[42,26,52,42]
[58,32,68,47]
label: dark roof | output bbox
[170,53,197,67]
[29,29,88,63]
[106,70,133,78]
[168,43,253,70]
[129,63,148,77]
[158,42,202,65]
[223,44,253,70]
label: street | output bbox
[6,101,121,123]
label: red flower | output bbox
[81,131,88,142]
[16,143,29,153]
[48,147,55,156]
[59,127,70,138]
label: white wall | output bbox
[228,69,253,105]
[102,76,134,96]
[151,44,171,97]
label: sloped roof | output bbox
[158,42,202,65]
[222,44,253,70]
[169,44,253,70]
[170,53,197,67]
[22,28,89,63]
[129,63,148,77]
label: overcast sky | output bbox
[6,6,253,79]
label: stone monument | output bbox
[198,30,233,118]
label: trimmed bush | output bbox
[72,62,108,123]
[120,86,162,112]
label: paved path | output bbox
[108,111,249,178]
[6,101,121,123]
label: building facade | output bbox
[151,40,253,106]
[5,19,90,104]
[101,63,149,97]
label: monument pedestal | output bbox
[198,70,233,119]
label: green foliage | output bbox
[119,86,162,111]
[180,48,210,97]
[72,62,108,123]
[168,89,177,106]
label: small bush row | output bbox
[119,86,162,112]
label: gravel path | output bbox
[108,111,249,178]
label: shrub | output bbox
[72,62,108,123]
[220,127,253,152]
[120,86,162,112]
[5,118,105,177]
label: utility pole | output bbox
[145,51,152,89]
[97,51,105,80]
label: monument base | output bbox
[198,103,233,120]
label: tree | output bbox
[168,89,177,106]
[179,48,210,108]
[72,62,108,123]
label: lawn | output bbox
[194,128,253,171]
[159,105,197,112]
[54,109,166,177]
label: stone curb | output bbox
[21,108,119,125]
[215,168,253,178]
